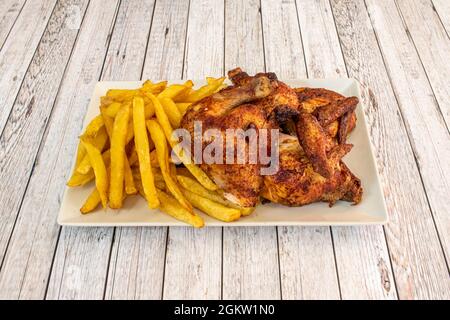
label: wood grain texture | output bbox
[104,227,166,300]
[0,0,89,278]
[261,0,340,300]
[278,227,339,299]
[0,0,120,300]
[142,0,190,79]
[105,0,191,300]
[0,0,57,133]
[367,0,450,275]
[331,0,450,299]
[432,0,450,36]
[163,0,224,300]
[46,0,156,300]
[396,0,450,129]
[296,0,397,300]
[0,0,26,49]
[221,0,280,300]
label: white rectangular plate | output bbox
[58,79,388,226]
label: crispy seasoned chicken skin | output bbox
[261,134,361,206]
[295,87,357,141]
[180,76,273,207]
[180,68,363,208]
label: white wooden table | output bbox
[0,0,448,300]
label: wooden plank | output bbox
[105,0,190,300]
[141,0,189,79]
[104,227,167,300]
[0,0,89,279]
[396,0,450,129]
[0,0,120,300]
[261,0,340,300]
[296,0,397,299]
[330,0,450,299]
[367,0,450,277]
[278,227,339,299]
[162,0,224,300]
[0,0,57,133]
[0,0,26,49]
[222,0,279,300]
[46,0,156,300]
[432,0,450,38]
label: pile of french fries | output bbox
[67,77,253,227]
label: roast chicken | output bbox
[180,68,362,208]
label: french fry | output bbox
[184,77,225,102]
[67,170,95,187]
[102,102,122,118]
[81,139,109,207]
[181,187,241,222]
[80,188,101,214]
[67,150,111,187]
[109,103,130,208]
[158,84,189,100]
[133,96,159,208]
[177,175,227,205]
[123,155,137,195]
[160,97,182,128]
[133,168,166,194]
[81,115,104,138]
[144,92,218,191]
[157,189,204,228]
[100,106,114,137]
[175,102,191,115]
[239,207,255,216]
[141,80,167,95]
[147,120,192,212]
[106,89,139,102]
[172,80,194,102]
[76,127,108,174]
[128,145,138,166]
[177,175,254,216]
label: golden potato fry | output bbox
[106,89,139,102]
[67,150,110,187]
[177,175,254,216]
[67,170,95,187]
[81,115,104,138]
[185,77,225,102]
[128,145,138,166]
[133,168,166,194]
[175,102,191,115]
[109,103,130,208]
[239,207,255,216]
[124,155,137,195]
[100,106,114,137]
[181,187,241,222]
[158,84,189,100]
[80,188,101,214]
[81,139,108,208]
[150,149,159,167]
[133,96,159,208]
[144,92,218,191]
[76,127,108,174]
[175,167,194,178]
[144,102,155,119]
[160,97,182,128]
[103,102,122,118]
[157,189,204,228]
[141,80,167,95]
[172,80,194,102]
[177,175,226,205]
[147,120,192,212]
